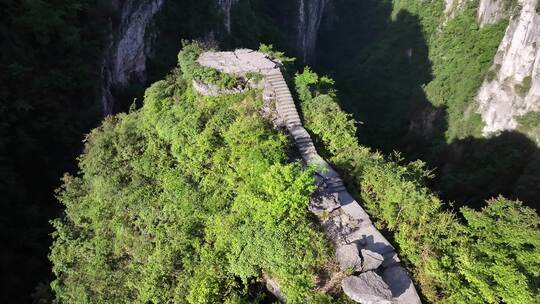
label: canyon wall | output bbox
[296,0,329,62]
[100,0,164,115]
[477,0,540,139]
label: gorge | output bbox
[2,0,540,303]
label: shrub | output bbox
[294,69,540,303]
[178,41,240,89]
[515,75,532,97]
[50,60,330,303]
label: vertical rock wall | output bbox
[296,0,329,62]
[100,0,164,115]
[477,0,540,136]
[217,0,238,33]
[478,0,507,26]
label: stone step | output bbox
[295,136,312,143]
[298,145,314,153]
[285,117,302,124]
[282,114,300,120]
[328,185,347,192]
[278,103,296,110]
[287,121,302,127]
[326,178,343,185]
[327,182,344,189]
[280,109,298,115]
[278,102,296,107]
[269,80,285,85]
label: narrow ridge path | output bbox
[197,49,421,304]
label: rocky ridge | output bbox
[196,49,421,304]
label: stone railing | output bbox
[196,49,421,304]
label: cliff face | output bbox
[100,0,164,115]
[296,0,329,62]
[477,0,540,137]
[477,0,507,26]
[217,0,238,33]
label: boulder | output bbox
[382,266,422,304]
[342,272,393,304]
[336,244,362,272]
[361,248,384,272]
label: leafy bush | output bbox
[178,41,240,89]
[517,111,540,141]
[50,61,331,303]
[515,75,533,97]
[295,69,540,303]
[258,43,296,70]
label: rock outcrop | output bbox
[342,273,393,304]
[195,49,421,304]
[100,0,164,115]
[477,0,540,137]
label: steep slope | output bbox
[313,0,540,208]
[477,0,540,142]
[100,0,165,115]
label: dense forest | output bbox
[0,1,113,302]
[1,0,539,303]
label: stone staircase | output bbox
[197,49,422,304]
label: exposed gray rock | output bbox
[383,266,422,304]
[361,248,384,272]
[192,80,246,96]
[336,244,363,272]
[478,0,507,26]
[309,193,341,213]
[100,0,165,115]
[296,0,329,62]
[342,273,393,304]
[263,273,287,303]
[217,0,238,33]
[477,0,540,140]
[197,49,280,75]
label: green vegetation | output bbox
[517,111,540,140]
[178,42,240,89]
[515,75,533,98]
[259,43,296,69]
[315,0,540,210]
[295,68,540,303]
[425,3,508,139]
[0,0,114,301]
[49,48,337,303]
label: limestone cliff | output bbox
[217,0,238,33]
[477,0,540,139]
[296,0,329,62]
[478,0,508,26]
[100,0,164,115]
